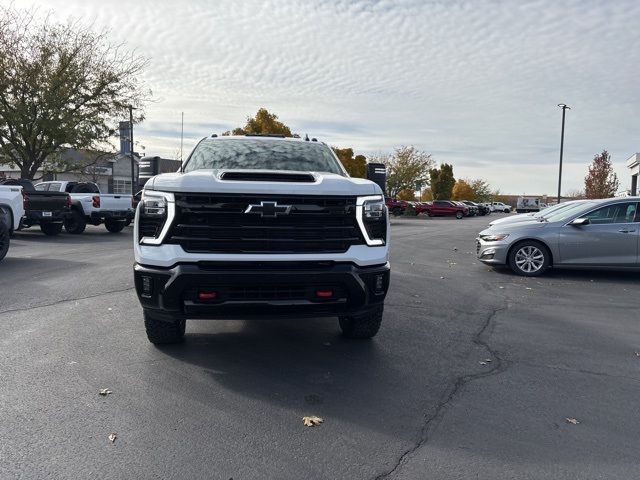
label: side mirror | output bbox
[569,217,590,226]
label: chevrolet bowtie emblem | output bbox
[244,201,292,218]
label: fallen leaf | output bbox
[479,361,487,365]
[635,352,640,357]
[484,358,492,363]
[107,308,112,311]
[99,389,112,396]
[499,286,505,289]
[440,276,445,279]
[303,416,323,427]
[565,418,580,425]
[108,433,117,443]
[525,287,532,290]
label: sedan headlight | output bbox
[138,190,175,245]
[356,195,387,246]
[480,233,509,242]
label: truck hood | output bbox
[145,169,381,196]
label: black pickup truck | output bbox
[0,179,70,235]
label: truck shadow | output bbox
[156,317,426,441]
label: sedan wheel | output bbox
[509,242,549,276]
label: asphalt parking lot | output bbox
[1,216,639,480]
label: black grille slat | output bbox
[167,193,363,254]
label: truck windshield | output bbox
[184,138,345,175]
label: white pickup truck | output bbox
[0,185,25,261]
[36,181,134,234]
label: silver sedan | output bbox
[476,197,640,276]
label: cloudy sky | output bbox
[8,0,640,194]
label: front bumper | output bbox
[476,238,510,265]
[134,261,390,320]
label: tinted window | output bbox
[47,182,62,192]
[583,202,637,224]
[184,139,344,175]
[544,201,599,222]
[35,183,48,191]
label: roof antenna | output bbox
[304,134,309,141]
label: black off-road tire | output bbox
[144,310,185,344]
[455,211,464,219]
[105,219,125,233]
[391,207,402,216]
[64,210,86,234]
[0,222,9,262]
[339,306,384,339]
[40,222,63,236]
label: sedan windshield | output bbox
[184,138,345,175]
[543,201,598,223]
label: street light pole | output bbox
[557,103,570,203]
[129,105,136,195]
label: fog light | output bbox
[315,290,333,298]
[198,291,218,301]
[374,274,384,294]
[141,276,153,297]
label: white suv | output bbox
[133,135,391,344]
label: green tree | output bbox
[225,108,293,137]
[469,179,492,202]
[0,7,149,179]
[452,179,475,200]
[429,163,455,200]
[332,147,366,178]
[584,150,619,199]
[372,146,434,197]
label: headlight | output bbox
[480,233,509,242]
[138,191,175,245]
[356,196,387,246]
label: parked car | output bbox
[425,200,469,219]
[0,184,25,261]
[0,179,70,235]
[490,202,512,213]
[36,181,134,234]
[459,201,480,216]
[489,200,588,227]
[414,201,431,215]
[476,197,639,276]
[385,198,408,216]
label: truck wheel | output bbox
[339,306,383,339]
[391,207,402,216]
[455,211,463,219]
[105,220,125,233]
[0,222,9,262]
[64,210,86,234]
[144,310,185,344]
[40,223,63,236]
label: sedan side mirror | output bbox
[569,217,590,226]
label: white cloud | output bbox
[6,0,640,193]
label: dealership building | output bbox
[627,153,639,196]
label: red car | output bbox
[385,198,408,216]
[424,200,469,219]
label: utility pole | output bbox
[557,104,570,203]
[129,105,136,195]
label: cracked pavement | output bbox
[1,218,639,479]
